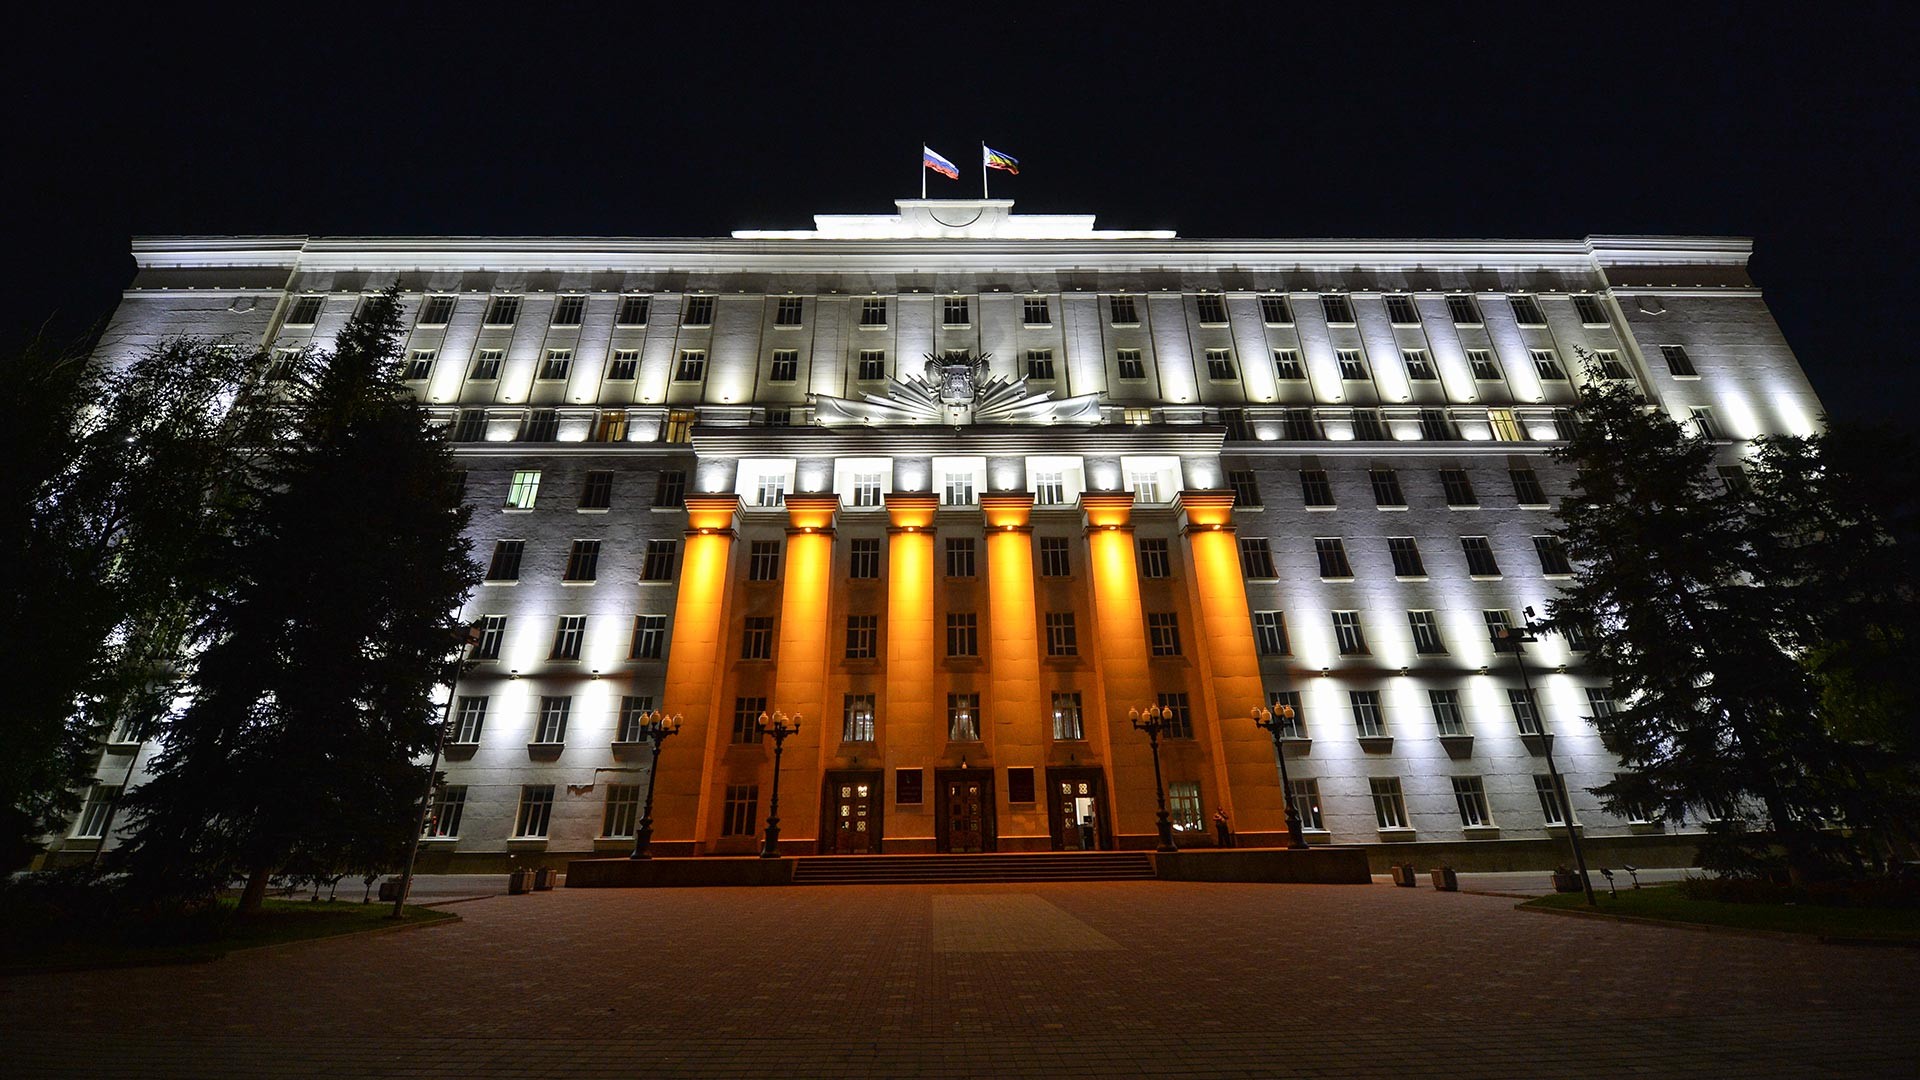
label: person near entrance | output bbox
[1214,807,1233,848]
[1078,812,1097,851]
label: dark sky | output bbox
[11,4,1916,427]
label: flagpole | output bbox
[980,142,989,200]
[921,142,927,200]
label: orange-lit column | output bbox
[771,494,838,855]
[983,493,1046,846]
[656,495,742,854]
[884,493,939,852]
[1081,492,1159,847]
[1177,490,1279,841]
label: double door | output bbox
[1047,767,1113,851]
[822,771,882,854]
[935,770,996,853]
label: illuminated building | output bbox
[68,202,1824,864]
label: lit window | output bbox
[1124,407,1153,425]
[947,693,981,741]
[663,410,696,444]
[505,470,541,509]
[594,411,627,442]
[1167,782,1203,833]
[1488,408,1524,442]
[1051,692,1084,740]
[843,694,876,742]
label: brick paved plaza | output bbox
[4,879,1915,1078]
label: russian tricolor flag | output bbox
[923,146,959,180]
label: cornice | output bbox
[691,424,1227,458]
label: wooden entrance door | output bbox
[936,772,995,853]
[826,775,879,854]
[1046,767,1113,851]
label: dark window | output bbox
[1403,349,1437,380]
[684,296,714,326]
[1272,349,1305,380]
[1321,294,1355,323]
[1462,537,1502,576]
[721,784,759,835]
[1025,349,1055,380]
[946,613,978,658]
[417,296,455,325]
[1441,468,1478,507]
[1409,611,1446,654]
[1717,465,1750,495]
[1116,349,1145,379]
[1023,297,1051,325]
[945,537,976,578]
[774,297,804,326]
[630,615,666,660]
[943,297,970,326]
[1259,295,1293,324]
[1336,350,1368,380]
[551,296,585,326]
[1385,295,1420,324]
[1315,538,1353,578]
[286,296,325,325]
[849,538,881,579]
[1531,350,1567,381]
[1156,692,1193,738]
[1332,611,1368,654]
[857,350,886,380]
[486,541,524,582]
[454,410,488,443]
[1238,537,1277,579]
[1661,344,1698,377]
[616,295,651,325]
[1109,295,1139,324]
[860,298,887,326]
[483,296,520,326]
[1388,537,1426,577]
[550,616,585,660]
[653,470,687,507]
[675,351,707,381]
[748,541,782,582]
[1039,536,1071,577]
[732,697,768,744]
[1352,409,1387,441]
[845,614,878,660]
[474,616,506,660]
[741,617,775,660]
[1509,295,1547,326]
[1350,691,1386,737]
[1510,467,1547,505]
[640,540,678,581]
[1466,349,1501,380]
[1205,349,1236,380]
[1573,295,1608,324]
[1370,468,1406,507]
[1228,470,1262,508]
[580,471,613,510]
[1446,295,1482,325]
[535,696,571,742]
[1419,409,1455,441]
[1007,767,1037,803]
[523,409,559,442]
[403,352,434,384]
[1253,611,1290,656]
[564,540,601,582]
[1595,351,1632,380]
[1196,294,1228,323]
[607,351,640,381]
[1147,612,1182,656]
[1044,611,1078,657]
[453,697,487,744]
[1138,538,1171,578]
[770,350,799,382]
[1534,536,1573,575]
[1300,469,1335,507]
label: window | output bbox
[843,694,876,742]
[1563,620,1593,653]
[1483,609,1514,644]
[264,350,299,383]
[600,784,640,839]
[1130,471,1162,503]
[1409,611,1446,654]
[1369,468,1406,507]
[1403,349,1436,380]
[1348,409,1385,442]
[1051,692,1085,740]
[1689,406,1721,440]
[948,693,981,741]
[578,471,614,511]
[1419,409,1455,442]
[1238,537,1277,578]
[844,614,878,660]
[1530,349,1567,381]
[942,472,975,506]
[1488,408,1524,442]
[664,410,696,443]
[1045,611,1078,657]
[1271,348,1305,381]
[550,296,585,327]
[1510,466,1547,505]
[1204,349,1236,380]
[1573,294,1608,325]
[403,350,435,381]
[1509,295,1547,326]
[1660,344,1698,377]
[1289,779,1324,830]
[550,617,585,660]
[1259,294,1293,324]
[769,350,799,382]
[521,409,559,442]
[942,297,970,326]
[741,616,775,660]
[607,349,640,381]
[474,616,506,660]
[1461,536,1501,577]
[1124,407,1153,425]
[425,785,465,838]
[1466,349,1501,380]
[535,696,571,743]
[1269,691,1305,738]
[1509,688,1543,735]
[505,470,541,509]
[1385,295,1421,324]
[653,470,686,507]
[773,297,804,326]
[1584,687,1619,722]
[1535,775,1570,825]
[1336,349,1368,380]
[748,540,782,581]
[564,540,601,582]
[1137,538,1171,578]
[1116,349,1146,380]
[452,696,487,744]
[1454,777,1494,828]
[675,351,707,381]
[630,615,666,660]
[286,296,325,326]
[417,296,455,326]
[857,350,887,381]
[1446,295,1482,325]
[640,540,679,581]
[1228,470,1262,508]
[1430,689,1465,736]
[1534,536,1573,576]
[1350,690,1385,737]
[1314,538,1353,579]
[721,784,759,836]
[514,785,554,838]
[1109,295,1139,324]
[460,351,500,385]
[1025,349,1056,380]
[1039,537,1071,577]
[756,473,787,507]
[71,786,120,839]
[1156,693,1193,738]
[1195,294,1228,324]
[1282,408,1319,440]
[485,540,524,582]
[859,298,887,327]
[1300,469,1335,507]
[683,295,714,326]
[1253,611,1290,656]
[1717,465,1750,495]
[483,296,521,326]
[1321,294,1355,324]
[1332,611,1368,655]
[946,613,978,658]
[943,538,976,578]
[616,295,652,326]
[1371,778,1409,829]
[849,538,881,579]
[1387,537,1426,577]
[1023,297,1051,325]
[1440,468,1478,507]
[1147,612,1182,656]
[732,697,769,743]
[844,472,882,508]
[1167,782,1203,833]
[1595,350,1631,380]
[1033,472,1065,505]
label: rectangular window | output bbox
[1430,689,1465,736]
[1510,466,1547,506]
[1137,538,1171,578]
[1563,620,1594,652]
[1369,468,1406,507]
[1535,775,1570,825]
[773,297,804,327]
[1488,408,1524,442]
[942,297,970,326]
[1419,409,1455,441]
[1228,470,1262,508]
[505,470,541,509]
[741,616,775,660]
[550,617,585,661]
[425,785,465,838]
[1109,295,1139,324]
[579,471,614,510]
[1717,465,1750,495]
[485,540,524,582]
[843,694,876,742]
[1279,409,1318,440]
[1350,690,1385,738]
[1156,692,1193,739]
[1116,348,1146,380]
[1462,536,1502,576]
[1023,297,1052,325]
[1441,468,1478,507]
[1385,295,1421,324]
[1531,349,1567,381]
[1033,472,1065,505]
[461,350,500,384]
[1454,777,1494,827]
[721,784,759,836]
[606,350,640,381]
[755,474,787,507]
[1044,611,1078,657]
[1253,611,1290,656]
[845,614,878,659]
[683,295,714,326]
[1509,688,1543,735]
[846,472,883,508]
[1051,692,1085,740]
[1595,350,1632,380]
[564,540,601,582]
[72,786,119,840]
[616,295,652,326]
[1403,349,1437,380]
[1584,687,1619,722]
[551,296,585,327]
[1290,779,1324,830]
[1039,536,1071,577]
[1147,612,1182,656]
[860,298,887,326]
[664,410,696,444]
[652,470,687,508]
[1238,537,1277,578]
[1025,349,1056,380]
[1259,294,1293,324]
[1446,295,1482,326]
[733,697,768,744]
[1336,349,1368,380]
[1321,294,1355,324]
[483,296,521,327]
[535,696,571,744]
[640,540,679,582]
[748,540,782,581]
[1371,778,1409,829]
[1332,611,1368,655]
[1573,294,1608,325]
[1124,407,1153,425]
[857,350,886,381]
[1314,538,1353,579]
[514,785,554,838]
[1409,610,1446,654]
[1660,344,1698,377]
[1167,781,1203,833]
[1223,410,1254,446]
[1483,609,1514,644]
[284,296,325,326]
[1269,690,1305,738]
[521,408,559,442]
[417,296,455,326]
[1352,409,1387,441]
[1509,295,1547,326]
[594,411,629,442]
[1129,471,1162,504]
[403,350,435,381]
[946,612,980,657]
[942,472,975,506]
[675,351,707,382]
[1271,348,1305,380]
[948,693,981,741]
[1195,294,1229,324]
[769,350,799,382]
[1387,537,1426,577]
[1300,469,1335,507]
[601,784,640,839]
[1689,406,1721,440]
[849,538,881,579]
[1204,349,1236,380]
[473,616,506,660]
[630,615,666,660]
[1534,535,1573,576]
[452,696,488,744]
[1466,349,1501,381]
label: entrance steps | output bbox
[790,850,1155,885]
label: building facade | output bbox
[68,200,1824,866]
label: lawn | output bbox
[1524,884,1920,942]
[0,897,457,973]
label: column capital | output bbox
[980,492,1035,530]
[1079,491,1136,532]
[782,493,839,533]
[883,492,941,530]
[684,494,743,534]
[1176,489,1238,531]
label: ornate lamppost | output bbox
[628,710,683,860]
[1252,702,1307,849]
[1127,704,1180,853]
[1499,607,1596,906]
[756,710,802,859]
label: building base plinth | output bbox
[1152,847,1372,884]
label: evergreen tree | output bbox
[119,291,480,910]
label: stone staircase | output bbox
[789,850,1156,885]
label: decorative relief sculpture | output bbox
[813,351,1103,427]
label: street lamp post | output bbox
[628,711,683,860]
[1500,608,1597,907]
[1127,705,1180,853]
[1252,703,1307,849]
[392,621,483,919]
[756,710,801,859]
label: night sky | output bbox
[11,5,1916,427]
